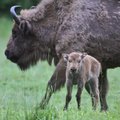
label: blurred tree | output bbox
[0,0,40,14]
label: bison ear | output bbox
[19,20,32,35]
[81,52,87,59]
[62,54,69,62]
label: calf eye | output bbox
[69,60,72,63]
[78,60,81,63]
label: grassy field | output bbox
[0,17,120,120]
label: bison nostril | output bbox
[71,68,76,73]
[5,50,10,57]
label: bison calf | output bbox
[63,52,101,110]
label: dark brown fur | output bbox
[63,52,101,110]
[5,0,120,110]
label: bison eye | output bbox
[12,30,17,35]
[12,30,17,37]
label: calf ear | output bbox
[81,52,87,59]
[19,20,32,35]
[62,54,69,62]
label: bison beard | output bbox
[17,50,43,70]
[17,46,55,70]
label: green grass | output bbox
[0,17,120,120]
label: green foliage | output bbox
[0,17,120,120]
[0,0,40,14]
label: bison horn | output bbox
[31,6,36,9]
[10,5,21,25]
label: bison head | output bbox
[5,6,44,70]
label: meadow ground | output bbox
[0,17,120,120]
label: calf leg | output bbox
[85,82,91,95]
[76,84,83,110]
[40,59,66,109]
[85,82,94,106]
[99,69,108,111]
[89,78,99,110]
[64,82,73,110]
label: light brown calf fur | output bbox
[63,52,101,110]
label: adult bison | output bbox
[5,0,120,111]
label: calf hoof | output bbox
[100,105,108,112]
[100,108,108,112]
[78,107,81,110]
[92,107,96,111]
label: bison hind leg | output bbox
[99,69,108,111]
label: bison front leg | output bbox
[99,69,108,111]
[40,59,66,109]
[40,84,53,109]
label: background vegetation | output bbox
[0,0,40,14]
[0,1,120,119]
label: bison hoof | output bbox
[39,102,46,109]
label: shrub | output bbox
[0,0,40,14]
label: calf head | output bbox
[63,52,87,74]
